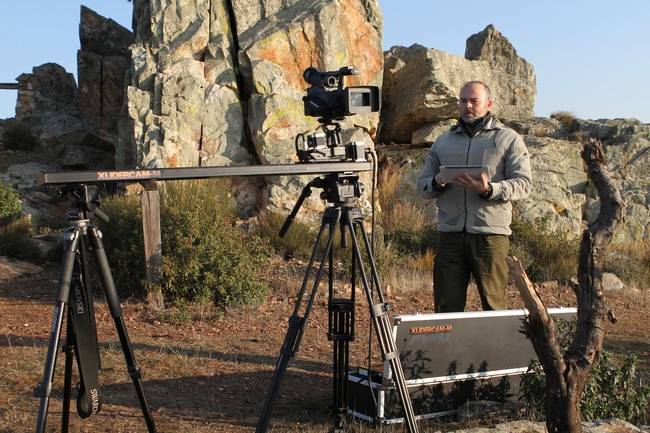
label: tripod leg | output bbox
[257,209,342,433]
[35,228,80,433]
[61,312,75,433]
[346,215,420,433]
[88,227,157,433]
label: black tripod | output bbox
[256,172,419,433]
[34,185,157,433]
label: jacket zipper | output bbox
[462,135,473,232]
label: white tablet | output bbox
[439,165,490,184]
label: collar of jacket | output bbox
[451,113,503,136]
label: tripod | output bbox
[256,172,419,433]
[34,185,157,433]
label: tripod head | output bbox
[60,184,109,223]
[279,172,363,238]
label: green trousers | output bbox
[433,232,509,312]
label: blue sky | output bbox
[1,1,648,123]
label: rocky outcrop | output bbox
[77,5,133,139]
[15,63,84,148]
[119,0,250,170]
[379,25,536,144]
[465,25,535,85]
[234,0,383,214]
[579,119,650,241]
[13,6,133,170]
[118,0,383,217]
[517,135,587,237]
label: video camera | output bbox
[302,66,380,121]
[297,66,380,163]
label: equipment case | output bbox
[347,308,576,424]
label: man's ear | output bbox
[487,99,493,110]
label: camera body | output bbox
[302,66,380,121]
[297,66,379,163]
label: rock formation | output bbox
[15,63,83,148]
[379,25,536,144]
[119,0,383,216]
[119,0,249,169]
[78,5,133,139]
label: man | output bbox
[417,81,532,312]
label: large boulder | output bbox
[581,119,650,242]
[379,25,536,144]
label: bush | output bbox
[0,216,42,262]
[0,182,21,225]
[551,111,579,139]
[520,319,650,424]
[380,201,438,257]
[99,180,272,308]
[2,120,38,151]
[509,212,579,282]
[377,161,403,210]
[99,193,146,298]
[158,180,271,306]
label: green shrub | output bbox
[99,180,272,308]
[0,216,42,262]
[2,120,38,151]
[99,193,146,298]
[0,182,21,225]
[509,212,579,282]
[520,319,650,424]
[158,180,271,306]
[387,226,438,257]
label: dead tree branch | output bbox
[509,138,625,433]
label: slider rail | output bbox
[39,162,373,185]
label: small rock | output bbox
[602,272,625,291]
[540,280,559,290]
[0,256,43,280]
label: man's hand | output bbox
[455,171,490,194]
[434,172,448,188]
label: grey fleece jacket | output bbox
[417,116,532,235]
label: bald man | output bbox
[417,81,532,312]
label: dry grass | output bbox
[381,201,429,234]
[606,239,650,290]
[382,250,435,294]
[377,161,403,210]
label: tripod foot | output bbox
[330,410,348,433]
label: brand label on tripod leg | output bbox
[73,285,85,315]
[90,388,100,414]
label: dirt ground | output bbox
[0,255,648,433]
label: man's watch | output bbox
[480,183,493,198]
